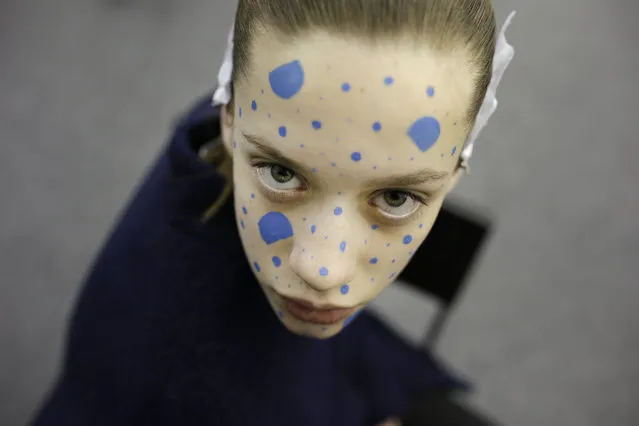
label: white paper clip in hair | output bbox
[212,22,235,106]
[460,11,517,172]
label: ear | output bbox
[220,103,235,156]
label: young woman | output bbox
[33,1,514,425]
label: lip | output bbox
[281,296,356,325]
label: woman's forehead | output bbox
[235,32,473,178]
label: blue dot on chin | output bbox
[342,82,351,92]
[251,100,257,110]
[372,224,379,230]
[372,121,382,132]
[239,107,242,118]
[253,262,261,272]
[452,146,457,155]
[340,241,347,253]
[408,116,441,152]
[319,267,329,276]
[340,284,350,295]
[311,225,317,234]
[269,60,305,99]
[334,207,343,216]
[258,212,294,245]
[403,234,413,245]
[272,256,282,268]
[427,86,435,97]
[240,220,245,229]
[351,152,362,162]
[251,193,255,199]
[242,206,248,215]
[370,257,378,264]
[312,120,322,129]
[278,126,287,137]
[278,311,284,318]
[384,76,394,85]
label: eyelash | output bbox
[250,159,430,220]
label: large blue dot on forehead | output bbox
[258,212,294,245]
[408,116,441,152]
[269,60,305,99]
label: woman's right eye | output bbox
[255,164,304,191]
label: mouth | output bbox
[279,296,357,325]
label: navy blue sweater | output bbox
[33,94,465,426]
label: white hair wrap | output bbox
[212,11,516,166]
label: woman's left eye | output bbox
[371,190,424,218]
[255,163,304,191]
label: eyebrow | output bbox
[242,132,449,187]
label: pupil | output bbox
[384,191,407,207]
[271,165,293,183]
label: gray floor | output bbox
[1,0,638,425]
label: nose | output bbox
[289,218,357,293]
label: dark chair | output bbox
[398,200,492,349]
[398,201,501,426]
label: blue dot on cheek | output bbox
[372,121,382,132]
[403,234,413,245]
[340,241,347,253]
[370,257,378,264]
[253,262,261,272]
[311,225,317,234]
[319,267,329,276]
[408,116,441,152]
[278,126,287,137]
[340,284,350,295]
[269,60,305,99]
[251,100,257,110]
[258,212,294,245]
[242,206,248,215]
[384,76,394,85]
[351,152,362,162]
[334,207,343,216]
[272,256,282,268]
[427,86,436,97]
[312,120,322,130]
[342,82,351,92]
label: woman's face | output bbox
[221,30,474,338]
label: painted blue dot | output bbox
[370,257,378,264]
[384,76,394,85]
[233,140,237,149]
[427,86,435,97]
[372,121,382,132]
[331,162,337,167]
[319,267,329,276]
[251,193,255,199]
[342,82,351,92]
[372,224,379,230]
[343,311,360,327]
[340,284,350,295]
[419,224,423,229]
[312,168,318,173]
[311,225,317,234]
[340,241,347,253]
[239,107,242,118]
[269,60,305,99]
[258,212,294,245]
[312,120,322,130]
[242,206,248,215]
[278,311,284,318]
[278,126,287,137]
[392,259,396,263]
[452,146,457,155]
[408,116,441,152]
[253,262,261,272]
[272,256,282,268]
[240,220,245,229]
[334,207,343,216]
[251,100,257,110]
[351,152,362,162]
[403,234,413,245]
